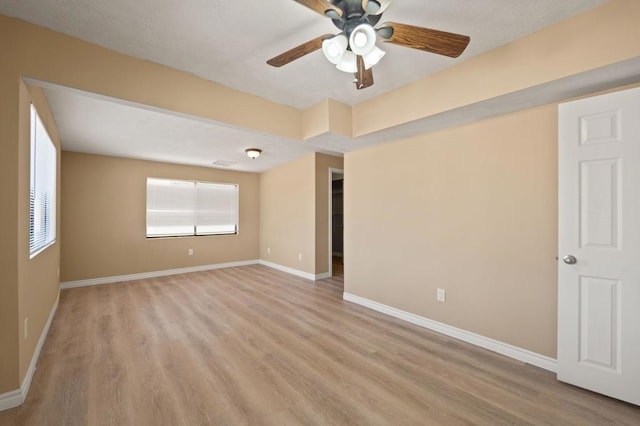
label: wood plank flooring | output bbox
[1,263,638,425]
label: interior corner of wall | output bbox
[302,99,331,140]
[327,99,353,138]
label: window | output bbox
[146,178,239,237]
[29,104,57,258]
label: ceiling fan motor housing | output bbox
[330,0,382,34]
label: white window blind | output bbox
[146,178,238,237]
[29,104,57,258]
[195,182,238,235]
[146,179,196,237]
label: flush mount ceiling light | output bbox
[267,0,470,90]
[245,148,262,159]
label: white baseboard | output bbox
[22,291,59,400]
[258,260,328,281]
[60,260,260,289]
[0,291,59,412]
[315,272,331,280]
[343,292,557,373]
[61,259,330,290]
[0,389,22,412]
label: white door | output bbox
[558,87,640,405]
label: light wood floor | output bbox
[1,264,638,425]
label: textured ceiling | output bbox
[0,0,607,109]
[1,0,614,173]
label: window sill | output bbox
[30,240,56,259]
[146,233,238,239]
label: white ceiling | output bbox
[1,0,615,173]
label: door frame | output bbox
[328,168,344,277]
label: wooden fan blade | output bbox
[362,0,392,16]
[267,34,334,67]
[294,0,343,18]
[355,55,374,90]
[378,22,470,58]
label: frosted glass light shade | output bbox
[349,24,376,56]
[363,46,386,69]
[322,35,348,65]
[336,50,357,73]
[245,148,261,159]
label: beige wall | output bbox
[260,154,316,274]
[315,154,344,274]
[302,99,352,140]
[345,104,559,357]
[259,153,343,276]
[302,100,330,140]
[0,71,21,394]
[61,153,259,282]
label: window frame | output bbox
[145,177,239,239]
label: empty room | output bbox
[1,0,640,424]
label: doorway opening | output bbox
[329,168,344,279]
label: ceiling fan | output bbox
[267,0,470,90]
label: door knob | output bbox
[562,255,577,265]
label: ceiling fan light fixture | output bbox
[336,50,357,73]
[245,148,262,159]
[268,1,470,90]
[363,46,385,69]
[349,23,376,56]
[322,34,348,64]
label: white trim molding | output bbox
[60,259,331,290]
[315,272,331,280]
[0,389,22,413]
[343,292,557,373]
[22,292,59,401]
[258,260,329,281]
[60,260,259,289]
[0,291,59,412]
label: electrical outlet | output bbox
[188,248,194,256]
[267,247,271,254]
[298,253,302,261]
[24,318,28,339]
[437,288,446,303]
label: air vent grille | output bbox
[212,160,238,167]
